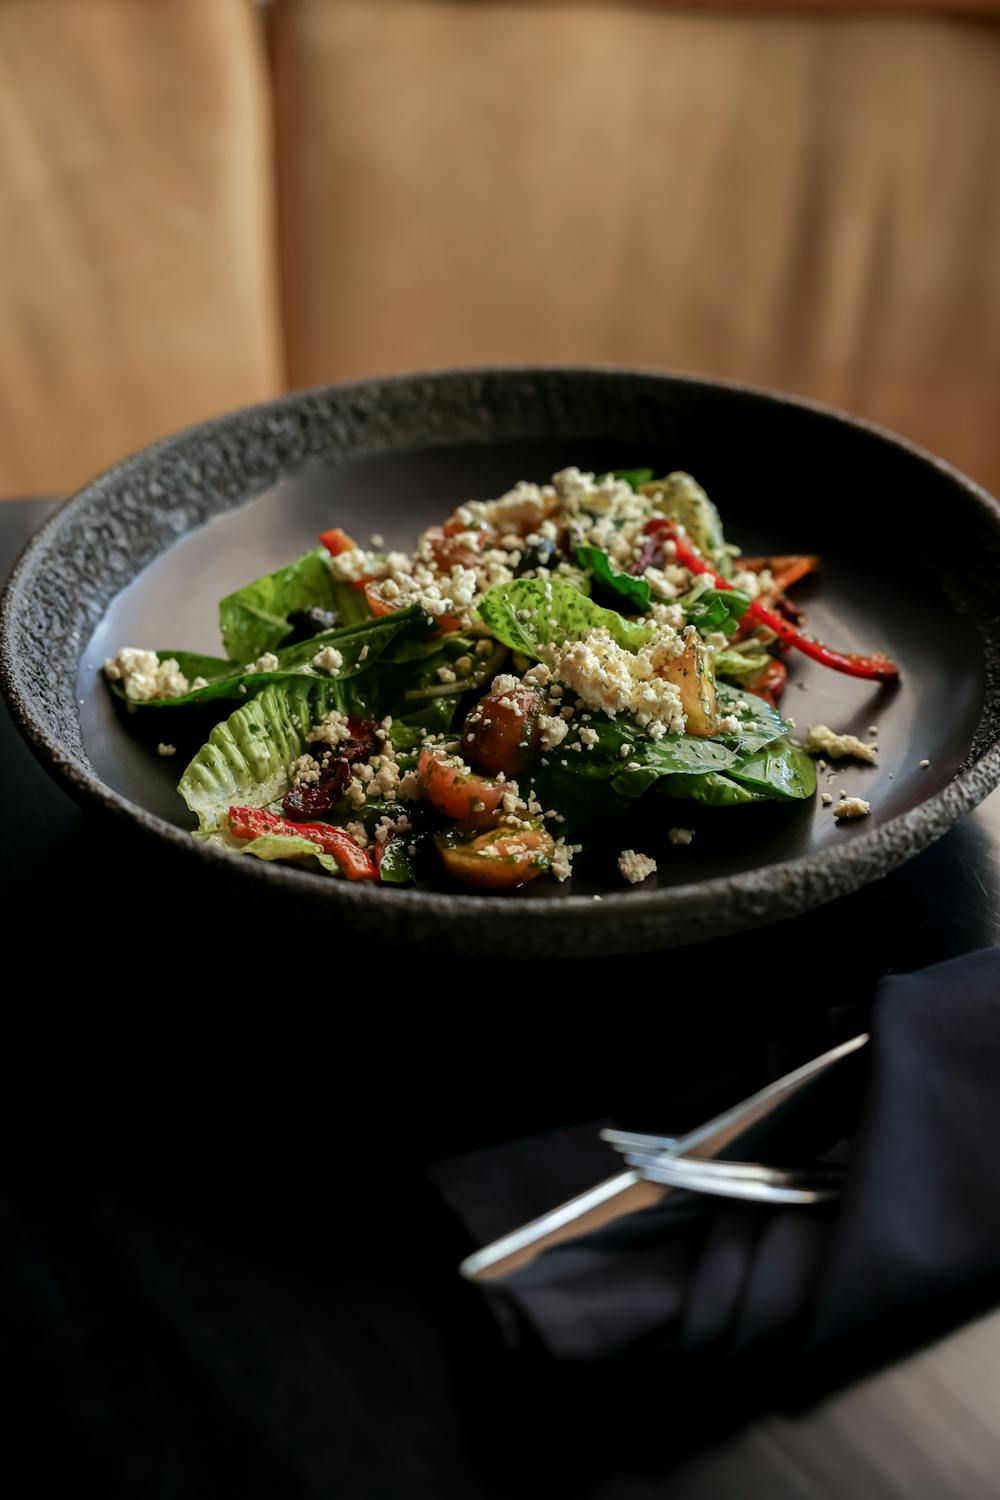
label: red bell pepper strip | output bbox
[319,527,356,557]
[227,805,376,880]
[747,657,788,706]
[642,520,899,682]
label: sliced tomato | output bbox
[417,749,506,823]
[436,822,554,890]
[227,805,376,880]
[462,686,542,777]
[366,580,463,634]
[364,580,397,617]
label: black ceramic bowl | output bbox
[3,367,1000,956]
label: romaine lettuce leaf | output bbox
[211,830,343,875]
[639,472,731,574]
[477,576,652,658]
[219,548,339,662]
[178,677,351,829]
[575,545,651,613]
[715,643,772,683]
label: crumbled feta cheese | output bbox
[550,837,582,882]
[667,827,695,845]
[718,714,740,736]
[618,849,657,883]
[538,713,569,749]
[834,796,871,820]
[491,673,520,694]
[804,724,878,764]
[550,625,687,737]
[292,753,322,784]
[437,666,457,684]
[307,709,353,746]
[156,742,176,757]
[103,648,191,702]
[244,652,280,675]
[344,821,370,849]
[579,726,599,747]
[312,645,343,675]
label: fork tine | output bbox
[636,1159,842,1204]
[622,1150,845,1187]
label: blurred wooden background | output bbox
[1,0,999,495]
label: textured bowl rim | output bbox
[3,363,1000,956]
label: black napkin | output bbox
[434,948,1000,1365]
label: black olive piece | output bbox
[513,538,559,576]
[286,606,340,642]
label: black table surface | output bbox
[3,499,1000,1499]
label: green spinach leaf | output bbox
[612,468,655,489]
[110,609,427,711]
[219,548,339,662]
[575,545,651,613]
[477,576,652,658]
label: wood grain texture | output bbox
[274,0,1000,494]
[0,0,283,495]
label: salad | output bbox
[103,467,897,891]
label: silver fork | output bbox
[614,1151,845,1204]
[460,1032,867,1281]
[603,1129,846,1201]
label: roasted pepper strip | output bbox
[643,521,899,682]
[227,805,376,880]
[319,527,356,557]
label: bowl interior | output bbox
[79,433,984,900]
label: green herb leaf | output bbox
[682,586,750,637]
